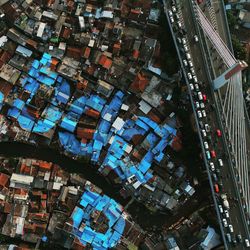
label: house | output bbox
[199,226,221,250]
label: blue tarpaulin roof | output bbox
[71,190,125,249]
[17,115,34,131]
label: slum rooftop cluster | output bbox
[0,157,145,249]
[0,0,195,212]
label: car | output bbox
[200,102,205,109]
[197,110,202,118]
[245,239,250,247]
[224,210,229,218]
[202,110,206,117]
[216,168,221,175]
[172,6,176,12]
[212,173,218,182]
[211,150,216,158]
[205,124,210,133]
[222,218,228,227]
[218,204,223,213]
[209,162,215,171]
[228,224,233,233]
[177,21,182,28]
[198,92,203,101]
[204,141,209,149]
[193,75,198,83]
[168,10,173,17]
[206,151,211,160]
[199,121,204,128]
[194,35,199,42]
[237,234,242,243]
[194,84,199,91]
[183,45,188,52]
[182,38,187,45]
[201,129,206,137]
[226,233,231,243]
[203,94,207,101]
[216,129,222,137]
[170,16,174,23]
[186,53,191,60]
[187,72,192,80]
[189,83,194,90]
[188,60,193,67]
[218,159,223,167]
[214,184,219,193]
[232,237,237,246]
[183,59,188,66]
[190,67,195,75]
[195,101,200,109]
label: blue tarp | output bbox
[13,99,25,110]
[72,190,125,249]
[17,115,34,131]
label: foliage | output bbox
[231,34,246,60]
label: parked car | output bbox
[216,129,222,137]
[214,184,219,193]
[201,129,206,137]
[183,59,188,66]
[218,159,223,167]
[189,83,194,90]
[194,35,199,42]
[211,150,216,158]
[209,162,215,171]
[204,141,209,149]
[222,218,228,227]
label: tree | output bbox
[231,34,246,60]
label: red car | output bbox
[214,184,219,193]
[203,94,207,102]
[211,150,216,158]
[216,129,222,137]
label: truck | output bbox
[221,194,230,209]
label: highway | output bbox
[164,0,250,249]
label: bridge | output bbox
[164,0,250,249]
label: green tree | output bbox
[231,34,246,60]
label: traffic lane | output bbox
[180,1,248,246]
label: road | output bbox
[164,0,250,249]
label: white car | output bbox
[183,59,188,66]
[170,16,174,23]
[218,159,223,167]
[228,224,234,233]
[188,60,193,67]
[172,6,177,12]
[189,83,194,90]
[182,38,187,45]
[245,239,250,248]
[190,67,195,75]
[187,72,192,80]
[205,124,210,132]
[168,10,173,17]
[222,218,228,227]
[200,102,205,109]
[210,162,215,171]
[197,110,202,118]
[218,204,223,213]
[186,53,191,60]
[204,141,209,149]
[198,92,203,101]
[202,110,206,117]
[177,21,182,28]
[194,35,199,42]
[193,75,198,83]
[175,13,180,20]
[224,210,229,218]
[201,129,206,137]
[183,45,188,52]
[195,101,200,109]
[194,84,199,91]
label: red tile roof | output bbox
[130,72,149,92]
[0,173,9,188]
[99,54,112,69]
[83,47,91,59]
[77,128,95,140]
